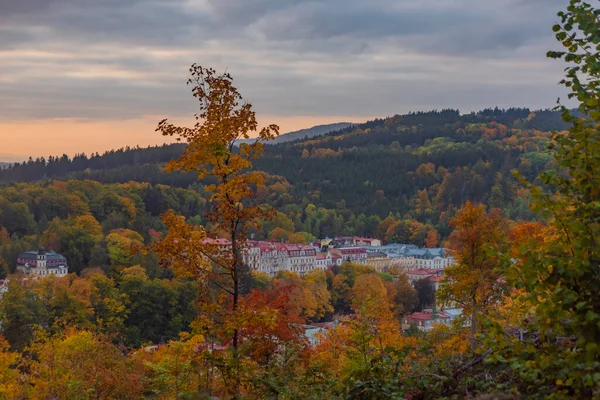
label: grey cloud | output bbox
[248,0,561,57]
[253,2,476,41]
[0,0,571,122]
[0,0,69,15]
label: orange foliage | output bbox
[424,229,438,248]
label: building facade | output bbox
[243,242,318,276]
[315,252,342,270]
[331,247,368,264]
[402,310,451,331]
[286,244,317,275]
[366,251,405,272]
[365,244,454,271]
[16,248,69,277]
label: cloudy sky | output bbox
[0,0,569,161]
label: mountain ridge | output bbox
[236,122,354,145]
[0,106,568,236]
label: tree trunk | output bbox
[470,306,477,351]
[231,222,240,400]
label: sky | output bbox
[0,0,569,161]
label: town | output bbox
[2,236,457,335]
[244,236,453,277]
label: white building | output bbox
[286,244,317,275]
[315,252,343,270]
[16,247,69,277]
[243,242,318,276]
[364,244,454,271]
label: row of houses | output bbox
[243,241,372,277]
[363,244,454,270]
[241,239,454,277]
[10,239,452,282]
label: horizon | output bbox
[0,0,568,161]
[1,105,556,163]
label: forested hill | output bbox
[0,107,567,230]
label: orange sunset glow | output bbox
[0,114,370,161]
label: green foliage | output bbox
[497,1,600,396]
[0,181,205,274]
[0,268,197,350]
[0,279,44,350]
[0,108,569,242]
[0,2,598,398]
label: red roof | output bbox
[339,248,366,254]
[357,238,377,243]
[408,268,443,276]
[405,312,449,321]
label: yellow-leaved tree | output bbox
[437,202,509,350]
[152,64,279,398]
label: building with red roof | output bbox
[402,310,451,331]
[242,241,318,276]
[406,268,444,284]
[315,252,343,270]
[330,247,368,264]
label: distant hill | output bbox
[0,107,569,230]
[236,122,353,146]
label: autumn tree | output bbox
[0,280,45,350]
[105,229,144,267]
[351,273,390,315]
[0,337,26,399]
[32,275,95,334]
[27,330,143,399]
[309,285,418,398]
[437,202,509,349]
[153,64,278,397]
[118,266,196,348]
[331,262,377,313]
[496,1,600,396]
[393,272,418,315]
[273,270,332,321]
[140,334,205,399]
[424,229,439,248]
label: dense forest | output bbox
[0,108,567,250]
[0,107,568,277]
[1,0,600,398]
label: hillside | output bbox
[236,122,353,145]
[0,107,567,238]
